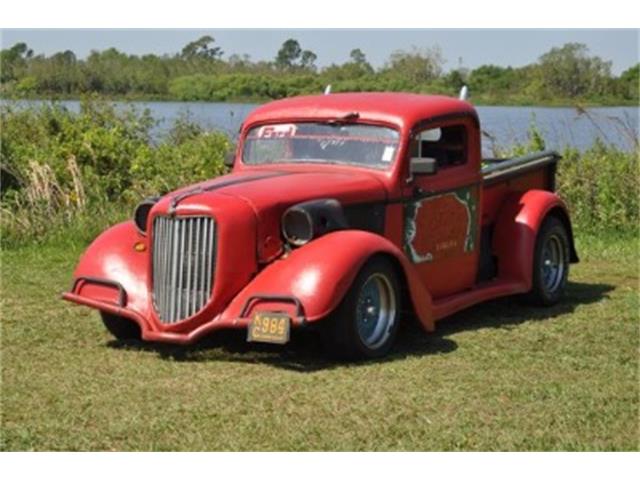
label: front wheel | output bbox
[323,256,401,360]
[526,215,570,306]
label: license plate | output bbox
[247,313,291,344]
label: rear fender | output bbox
[493,189,578,289]
[68,221,152,326]
[220,230,435,331]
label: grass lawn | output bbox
[1,234,638,451]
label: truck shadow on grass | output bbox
[107,280,614,372]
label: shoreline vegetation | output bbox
[3,93,639,108]
[1,98,637,248]
[1,37,639,107]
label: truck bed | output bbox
[480,150,561,228]
[482,150,560,186]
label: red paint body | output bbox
[63,93,578,344]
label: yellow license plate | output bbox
[247,313,291,344]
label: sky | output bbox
[1,29,638,75]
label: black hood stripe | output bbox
[169,171,294,213]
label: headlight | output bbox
[282,199,347,247]
[133,196,160,234]
[282,207,314,246]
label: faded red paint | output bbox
[412,194,470,261]
[63,92,576,345]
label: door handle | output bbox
[413,186,434,198]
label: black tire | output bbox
[322,256,401,360]
[525,215,570,306]
[100,312,141,341]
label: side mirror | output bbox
[224,151,235,167]
[410,157,438,176]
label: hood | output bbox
[156,167,387,262]
[167,168,386,207]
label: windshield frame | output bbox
[239,120,402,171]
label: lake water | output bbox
[4,99,638,155]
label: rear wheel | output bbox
[526,216,570,306]
[323,257,401,360]
[100,312,141,341]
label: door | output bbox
[403,119,482,299]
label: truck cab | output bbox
[64,92,578,360]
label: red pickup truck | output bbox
[64,92,578,359]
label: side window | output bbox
[413,124,467,169]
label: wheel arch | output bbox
[493,189,579,290]
[366,251,415,324]
[67,221,152,320]
[220,230,436,331]
[546,205,579,263]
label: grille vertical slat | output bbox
[155,218,163,316]
[152,220,158,312]
[185,218,193,318]
[193,218,200,314]
[187,218,194,318]
[200,219,206,310]
[169,222,179,323]
[199,218,206,311]
[199,219,207,310]
[191,217,198,317]
[176,222,185,320]
[152,215,216,324]
[164,217,172,319]
[204,218,209,310]
[155,218,162,314]
[205,219,214,303]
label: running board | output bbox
[432,279,528,322]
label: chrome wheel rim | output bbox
[541,234,566,293]
[356,273,396,349]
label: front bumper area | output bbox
[62,278,307,345]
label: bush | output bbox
[558,140,638,234]
[1,98,231,246]
[1,99,636,247]
[492,121,639,234]
[168,73,326,101]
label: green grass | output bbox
[1,234,638,451]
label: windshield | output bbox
[242,122,400,170]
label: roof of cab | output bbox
[243,92,478,131]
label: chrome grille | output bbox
[152,216,216,324]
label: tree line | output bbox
[1,36,638,105]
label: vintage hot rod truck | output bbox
[63,92,578,359]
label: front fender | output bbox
[67,221,152,325]
[220,230,435,331]
[493,189,578,290]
